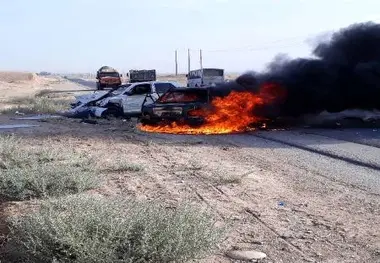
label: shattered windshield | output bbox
[158,89,208,103]
[99,72,120,78]
[110,84,132,96]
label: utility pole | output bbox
[175,50,178,76]
[187,48,191,73]
[199,49,203,70]
[200,49,203,85]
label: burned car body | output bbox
[65,81,180,118]
[140,77,285,127]
[140,87,212,126]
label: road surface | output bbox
[65,77,97,89]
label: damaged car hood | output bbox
[73,85,133,106]
[74,91,110,104]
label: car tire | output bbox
[103,103,123,117]
[140,118,159,125]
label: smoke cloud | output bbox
[224,21,380,119]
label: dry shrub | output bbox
[0,135,100,200]
[9,194,226,263]
[0,72,36,83]
[0,96,69,115]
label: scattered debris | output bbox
[226,250,267,261]
[80,119,98,125]
[0,124,39,129]
[11,114,63,120]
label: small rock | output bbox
[281,232,293,239]
[0,159,7,169]
[226,250,267,261]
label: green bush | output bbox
[0,135,100,200]
[9,194,225,263]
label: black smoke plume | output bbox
[220,21,380,119]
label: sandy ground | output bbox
[1,76,380,262]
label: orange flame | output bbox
[138,83,284,135]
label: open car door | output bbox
[122,83,158,115]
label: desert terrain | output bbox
[0,72,380,263]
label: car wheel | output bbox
[103,104,123,117]
[140,118,159,125]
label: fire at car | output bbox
[139,82,285,135]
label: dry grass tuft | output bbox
[0,135,100,200]
[101,162,144,173]
[0,96,69,115]
[214,175,242,186]
[9,194,226,263]
[0,72,37,83]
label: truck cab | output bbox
[96,66,122,90]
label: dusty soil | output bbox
[0,76,380,263]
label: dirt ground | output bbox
[1,75,380,263]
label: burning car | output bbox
[139,79,286,135]
[140,87,212,126]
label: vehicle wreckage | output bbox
[62,80,244,126]
[60,75,380,129]
[62,81,180,119]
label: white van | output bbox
[186,68,224,88]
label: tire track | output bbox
[181,168,313,261]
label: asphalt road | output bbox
[66,78,97,89]
[144,127,380,196]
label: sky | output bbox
[1,0,380,74]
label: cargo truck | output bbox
[127,69,156,83]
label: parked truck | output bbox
[96,66,122,90]
[127,69,156,83]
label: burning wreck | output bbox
[139,21,380,134]
[139,82,285,134]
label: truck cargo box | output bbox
[128,69,156,83]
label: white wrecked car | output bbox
[66,81,181,118]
